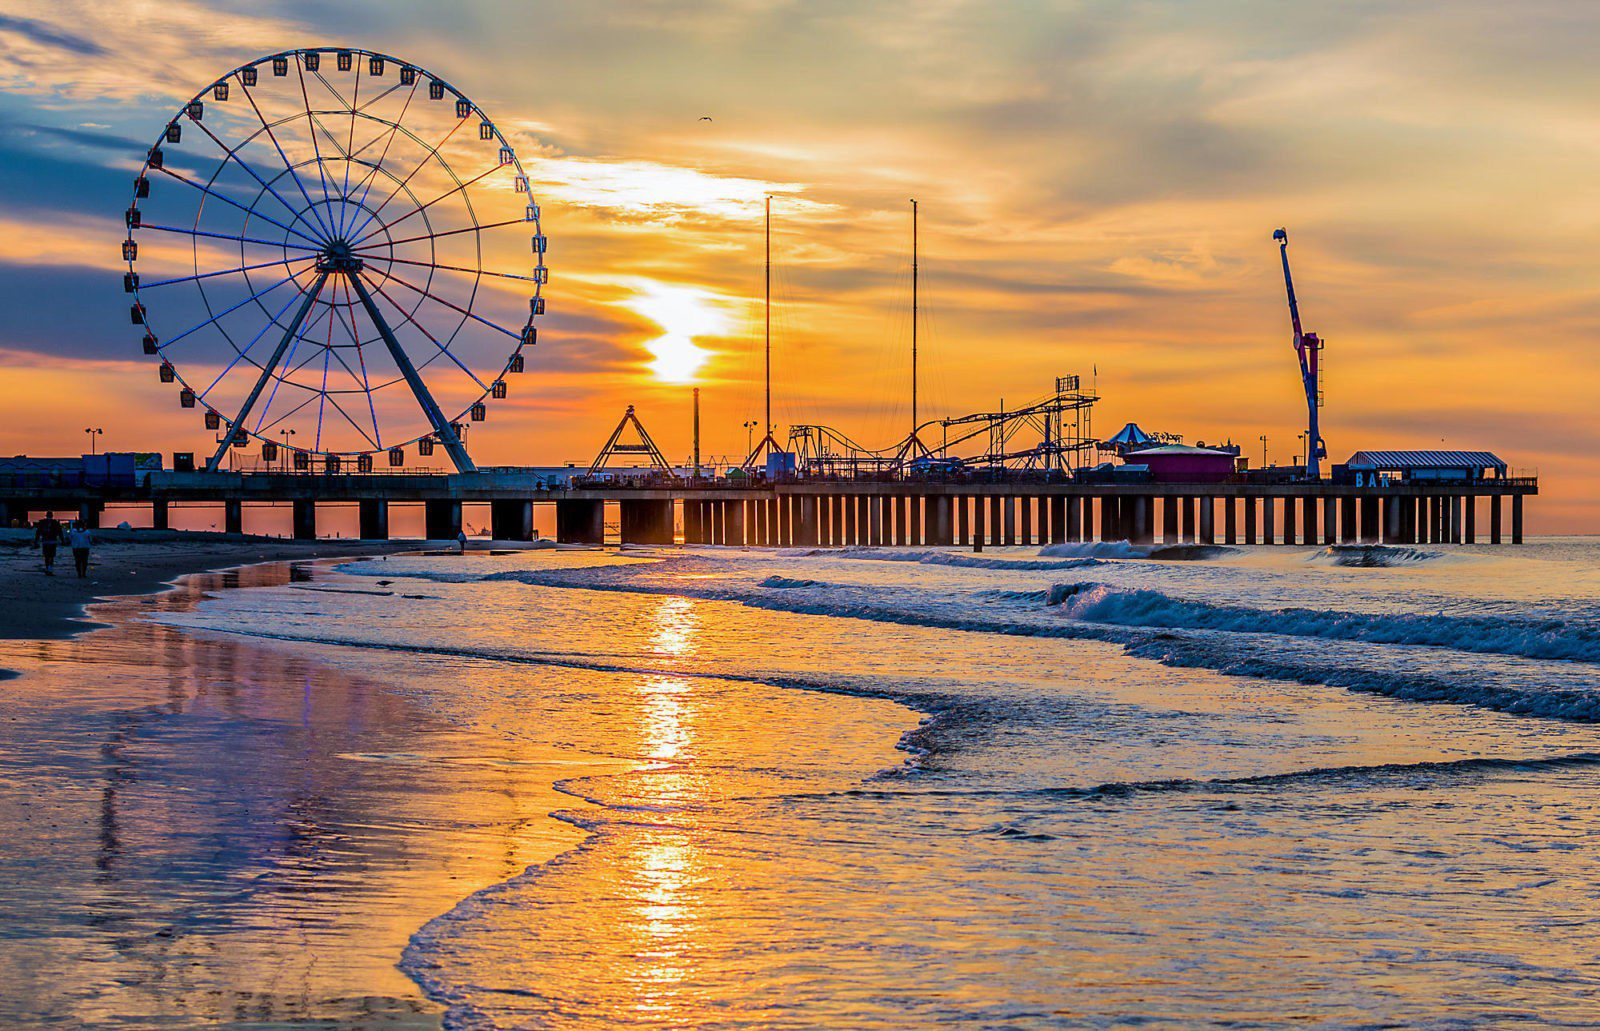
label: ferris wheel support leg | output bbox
[205,272,330,473]
[348,271,477,474]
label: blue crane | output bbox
[1274,228,1326,479]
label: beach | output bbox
[6,538,1600,1026]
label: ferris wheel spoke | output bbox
[289,61,344,230]
[368,253,541,283]
[197,276,320,400]
[350,163,503,247]
[151,166,327,248]
[140,253,319,290]
[349,270,476,471]
[205,272,329,472]
[255,390,320,438]
[140,221,325,253]
[343,112,471,243]
[184,116,329,245]
[361,275,492,391]
[350,216,527,253]
[212,87,336,241]
[159,269,310,350]
[330,276,386,447]
[341,61,362,238]
[344,78,421,226]
[251,298,329,434]
[378,267,523,341]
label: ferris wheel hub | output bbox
[315,241,365,274]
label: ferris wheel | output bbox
[122,47,546,473]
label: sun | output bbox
[618,280,728,383]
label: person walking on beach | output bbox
[456,529,468,554]
[33,511,62,575]
[67,520,93,579]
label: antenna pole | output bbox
[693,386,701,479]
[911,198,918,441]
[771,193,777,441]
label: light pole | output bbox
[742,420,757,464]
[1297,432,1307,470]
[279,429,296,472]
[84,427,103,456]
[1259,435,1269,468]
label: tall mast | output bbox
[765,194,771,442]
[911,198,918,440]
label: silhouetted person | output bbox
[67,520,93,579]
[456,529,468,554]
[34,510,62,575]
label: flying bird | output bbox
[699,116,713,121]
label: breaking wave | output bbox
[1046,583,1600,663]
[1310,545,1442,568]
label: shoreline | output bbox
[0,549,599,1027]
[0,530,422,641]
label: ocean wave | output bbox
[1310,545,1441,568]
[761,575,827,589]
[1046,582,1600,663]
[1037,541,1150,559]
[813,547,1107,571]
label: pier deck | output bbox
[0,471,1538,546]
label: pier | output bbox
[0,471,1536,547]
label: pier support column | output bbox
[928,496,953,546]
[1263,496,1276,544]
[78,501,102,529]
[292,499,316,541]
[1003,496,1017,546]
[989,496,1003,545]
[1512,495,1524,544]
[867,496,882,546]
[1019,497,1032,546]
[798,495,818,546]
[1162,496,1178,544]
[1382,496,1401,545]
[972,494,987,551]
[1323,498,1337,545]
[1130,496,1153,546]
[424,499,460,541]
[360,499,391,540]
[224,499,243,535]
[1359,496,1380,543]
[151,499,170,531]
[489,499,532,541]
[1302,496,1317,544]
[1200,496,1215,544]
[1450,496,1463,544]
[1049,497,1066,544]
[1223,498,1237,544]
[955,496,970,546]
[1066,497,1083,542]
[1244,497,1257,544]
[1099,496,1116,542]
[1464,496,1477,544]
[1490,496,1503,544]
[683,501,702,545]
[1339,497,1357,544]
[620,499,674,545]
[1177,496,1193,543]
[555,500,604,544]
[1282,498,1296,545]
[730,500,748,546]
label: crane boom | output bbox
[1273,227,1326,479]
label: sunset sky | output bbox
[1,1,1596,529]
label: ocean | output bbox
[6,539,1600,1026]
[129,538,1600,1027]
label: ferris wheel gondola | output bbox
[122,47,546,472]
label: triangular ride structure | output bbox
[590,405,672,475]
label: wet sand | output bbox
[0,529,413,641]
[0,554,597,1027]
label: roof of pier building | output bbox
[1345,450,1507,476]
